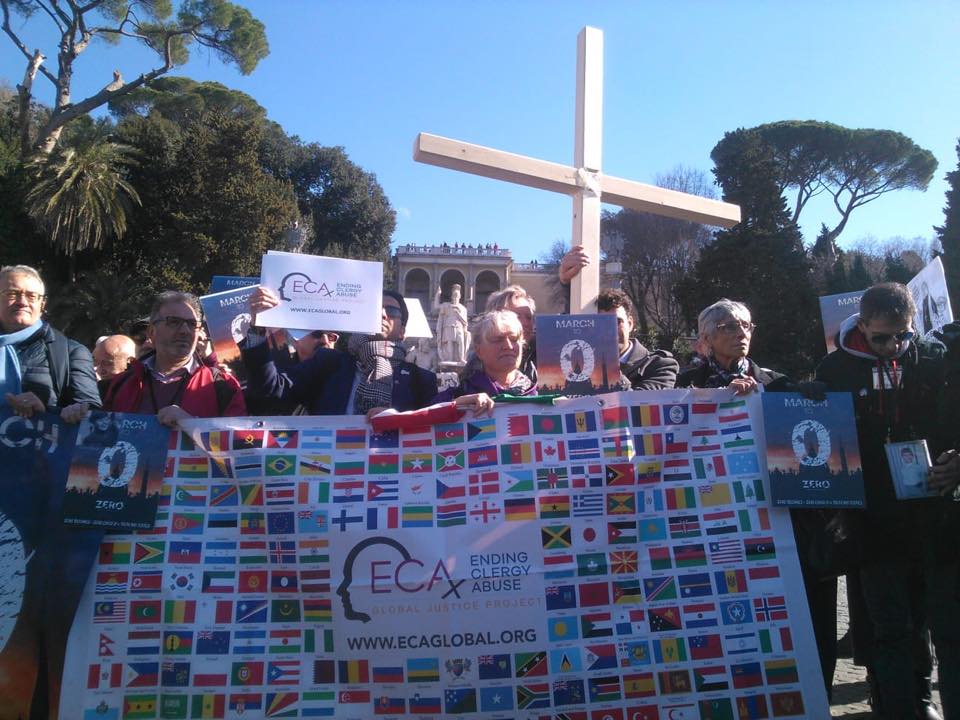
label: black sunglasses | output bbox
[383,306,404,319]
[869,330,914,345]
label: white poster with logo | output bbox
[907,256,953,338]
[256,251,384,334]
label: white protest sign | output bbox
[907,256,953,338]
[256,251,383,334]
[403,297,432,339]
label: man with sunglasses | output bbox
[102,291,246,425]
[817,282,959,720]
[242,287,437,417]
[0,264,100,421]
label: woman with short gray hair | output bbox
[677,298,790,394]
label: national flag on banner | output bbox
[601,406,628,430]
[709,538,744,565]
[607,520,638,544]
[434,422,464,445]
[166,541,199,564]
[270,569,298,593]
[436,502,467,527]
[265,430,298,449]
[334,459,364,476]
[759,626,794,654]
[678,572,713,599]
[664,431,688,454]
[602,431,634,459]
[573,492,604,517]
[722,424,755,449]
[297,481,329,505]
[605,463,635,486]
[299,452,333,476]
[565,410,597,433]
[537,467,568,490]
[468,499,501,524]
[234,458,262,479]
[539,494,571,519]
[95,571,128,594]
[648,546,671,571]
[566,437,600,461]
[499,441,532,465]
[744,536,776,561]
[747,565,781,594]
[468,471,499,495]
[692,401,718,415]
[730,660,763,689]
[653,637,687,664]
[368,429,398,449]
[401,452,432,473]
[753,595,788,622]
[208,484,238,507]
[570,463,604,488]
[297,538,329,564]
[673,543,707,568]
[535,438,566,462]
[688,633,723,660]
[541,524,572,550]
[237,570,267,593]
[233,429,263,450]
[368,454,399,475]
[532,414,563,435]
[301,429,333,450]
[611,579,642,605]
[662,402,689,425]
[467,445,498,468]
[668,514,700,539]
[698,482,733,508]
[504,497,535,521]
[665,486,696,510]
[436,449,464,472]
[727,452,761,477]
[173,485,206,507]
[609,550,639,575]
[239,483,264,505]
[399,424,432,448]
[630,404,660,427]
[466,418,496,442]
[720,599,754,626]
[642,576,677,602]
[580,612,613,639]
[739,507,771,532]
[177,456,208,478]
[265,484,296,506]
[638,518,667,542]
[401,505,433,527]
[683,601,719,629]
[366,478,399,502]
[332,480,364,503]
[239,541,268,565]
[662,458,692,482]
[331,508,364,531]
[335,428,366,450]
[703,510,738,536]
[506,415,530,437]
[239,512,265,535]
[436,477,465,499]
[694,455,727,480]
[300,569,331,594]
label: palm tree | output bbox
[24,138,141,278]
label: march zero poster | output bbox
[60,390,828,719]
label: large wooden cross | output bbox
[414,26,741,314]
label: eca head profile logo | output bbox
[278,272,334,301]
[336,537,464,623]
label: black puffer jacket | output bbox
[14,323,101,410]
[816,314,957,564]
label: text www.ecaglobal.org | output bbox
[290,307,351,314]
[346,628,537,650]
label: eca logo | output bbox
[278,272,334,300]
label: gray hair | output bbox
[150,290,202,322]
[698,299,751,340]
[0,264,45,293]
[485,284,537,314]
[471,310,524,346]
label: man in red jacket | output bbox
[102,290,245,424]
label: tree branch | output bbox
[1,1,58,84]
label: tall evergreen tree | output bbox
[678,129,819,377]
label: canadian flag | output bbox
[535,439,566,462]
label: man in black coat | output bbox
[597,288,678,390]
[817,282,959,720]
[0,264,100,421]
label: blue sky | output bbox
[3,1,959,262]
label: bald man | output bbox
[93,334,136,381]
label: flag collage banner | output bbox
[61,390,829,719]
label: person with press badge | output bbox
[817,282,960,720]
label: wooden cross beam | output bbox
[414,26,741,314]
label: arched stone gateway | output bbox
[403,267,431,311]
[474,270,501,314]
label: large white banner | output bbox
[62,390,828,719]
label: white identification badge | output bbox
[872,366,900,390]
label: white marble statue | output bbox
[435,284,470,365]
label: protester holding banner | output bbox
[486,284,539,383]
[433,309,536,414]
[243,287,437,417]
[817,282,960,720]
[102,290,246,424]
[0,264,100,422]
[677,299,793,394]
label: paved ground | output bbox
[830,576,942,718]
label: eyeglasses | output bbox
[869,330,914,345]
[2,290,45,304]
[383,306,404,319]
[716,320,756,335]
[154,316,202,332]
